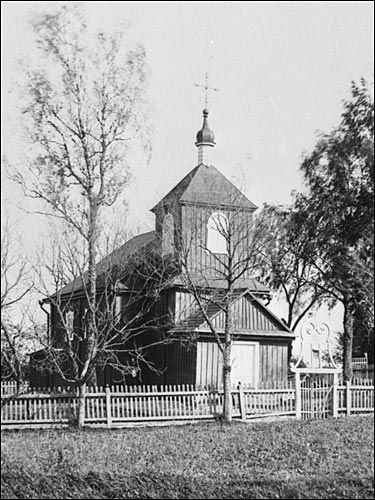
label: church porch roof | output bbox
[171,290,294,337]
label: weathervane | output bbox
[194,73,219,109]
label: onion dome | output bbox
[195,109,215,146]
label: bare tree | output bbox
[32,222,174,426]
[166,182,265,423]
[11,4,149,425]
[1,216,35,390]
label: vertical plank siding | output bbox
[259,342,288,386]
[195,340,289,389]
[196,342,223,387]
[181,205,252,279]
[164,342,197,386]
[184,294,288,333]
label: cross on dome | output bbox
[193,72,219,110]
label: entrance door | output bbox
[231,342,259,388]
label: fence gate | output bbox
[300,373,335,420]
[291,321,340,420]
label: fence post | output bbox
[332,371,338,418]
[238,383,246,421]
[105,387,112,428]
[295,372,301,420]
[346,380,351,416]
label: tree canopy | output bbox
[293,79,374,376]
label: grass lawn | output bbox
[1,415,374,499]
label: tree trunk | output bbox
[343,301,354,382]
[84,199,98,383]
[223,357,232,423]
[77,382,86,428]
[223,291,233,423]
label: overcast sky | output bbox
[1,1,374,336]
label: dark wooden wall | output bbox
[258,340,289,385]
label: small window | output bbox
[162,213,174,256]
[114,295,122,323]
[311,349,320,369]
[65,310,74,341]
[207,212,228,254]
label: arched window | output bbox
[207,212,228,254]
[162,213,174,256]
[65,309,74,341]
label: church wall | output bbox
[174,290,200,322]
[163,341,197,385]
[258,340,289,385]
[181,203,254,278]
[154,200,182,256]
[194,336,291,388]
[209,296,282,332]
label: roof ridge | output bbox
[150,165,201,212]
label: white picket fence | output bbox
[338,380,374,415]
[352,354,368,369]
[1,383,295,428]
[1,378,373,429]
[1,380,29,396]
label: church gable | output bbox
[207,294,288,333]
[173,291,293,337]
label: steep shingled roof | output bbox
[52,231,157,298]
[151,164,258,212]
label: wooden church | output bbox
[30,109,295,389]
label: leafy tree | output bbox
[12,4,149,425]
[253,203,326,333]
[293,79,374,380]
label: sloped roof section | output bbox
[52,231,156,298]
[151,165,257,212]
[172,290,294,337]
[169,275,269,293]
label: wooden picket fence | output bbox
[1,378,373,429]
[1,380,29,396]
[337,380,374,415]
[1,383,295,428]
[352,354,368,369]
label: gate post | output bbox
[105,387,112,428]
[295,372,301,419]
[346,380,351,416]
[238,382,246,421]
[332,371,338,418]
